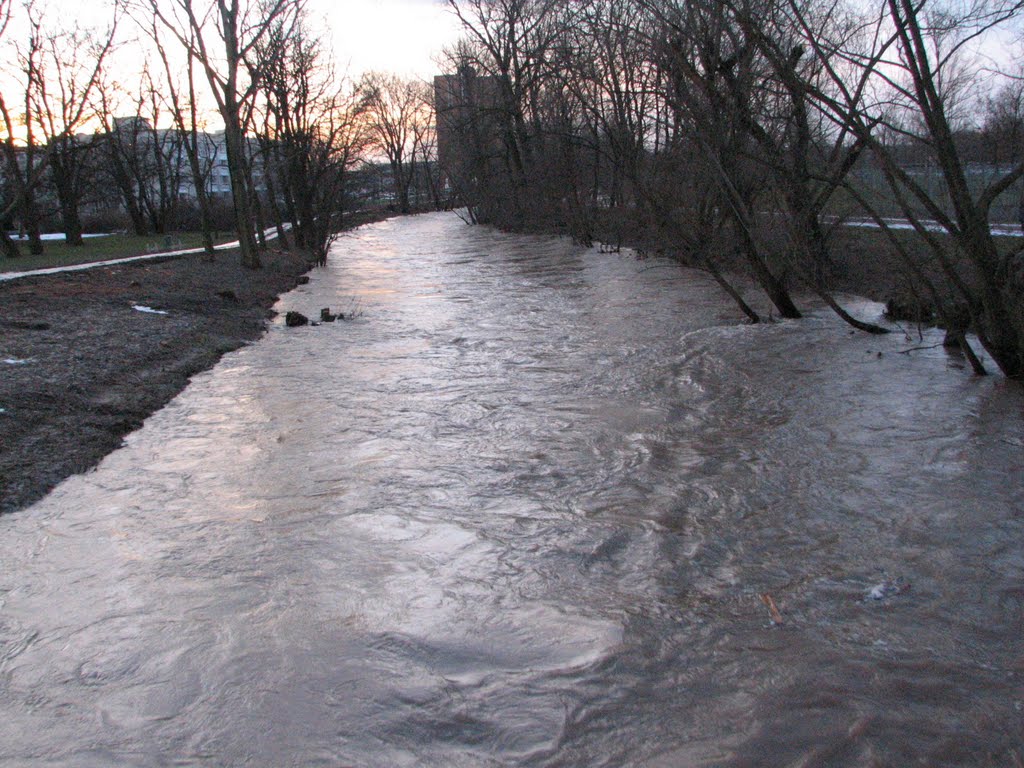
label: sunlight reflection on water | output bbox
[1,212,1022,766]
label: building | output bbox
[433,65,503,199]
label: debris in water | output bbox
[285,311,309,327]
[760,593,784,624]
[866,580,910,601]
[132,305,169,315]
[3,357,32,365]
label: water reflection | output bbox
[1,213,1022,766]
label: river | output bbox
[2,212,1022,766]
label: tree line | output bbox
[0,0,438,269]
[439,0,1024,378]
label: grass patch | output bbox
[1,232,238,273]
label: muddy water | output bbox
[1,213,1022,766]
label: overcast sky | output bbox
[0,0,466,139]
[17,0,463,81]
[301,0,463,80]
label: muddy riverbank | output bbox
[0,247,313,513]
[0,214,393,514]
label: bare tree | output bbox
[358,72,432,213]
[2,0,117,254]
[444,0,572,223]
[28,8,119,246]
[145,14,220,255]
[0,0,47,257]
[94,75,152,236]
[411,88,443,209]
[0,0,24,259]
[800,0,1024,375]
[562,0,657,210]
[96,65,188,236]
[253,13,367,264]
[981,79,1024,171]
[722,0,889,333]
[650,0,804,318]
[137,0,300,269]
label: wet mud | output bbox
[0,248,317,514]
[0,213,396,514]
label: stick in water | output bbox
[761,593,783,624]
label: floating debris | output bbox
[132,305,169,315]
[866,580,910,601]
[760,593,784,625]
[2,357,33,365]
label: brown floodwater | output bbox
[1,213,1022,766]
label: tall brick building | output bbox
[433,65,503,205]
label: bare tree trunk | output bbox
[51,158,85,246]
[145,0,299,269]
[0,228,21,259]
[734,221,801,319]
[262,161,290,249]
[223,114,261,268]
[21,188,44,256]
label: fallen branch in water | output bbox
[760,593,783,625]
[898,343,944,354]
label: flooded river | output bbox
[2,213,1023,766]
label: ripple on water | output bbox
[1,213,1022,766]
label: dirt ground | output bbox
[0,247,315,513]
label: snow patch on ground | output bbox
[6,233,110,242]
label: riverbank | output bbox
[0,213,393,514]
[499,205,924,315]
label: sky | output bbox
[0,0,465,136]
[313,0,464,80]
[13,0,464,81]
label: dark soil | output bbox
[0,215,391,514]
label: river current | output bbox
[2,213,1022,766]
